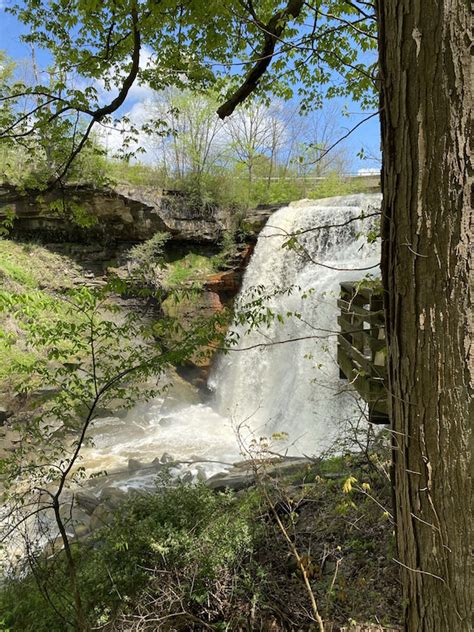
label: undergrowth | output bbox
[0,454,400,631]
[0,239,83,388]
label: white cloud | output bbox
[77,46,160,161]
[91,46,156,108]
[96,98,157,163]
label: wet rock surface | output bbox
[206,457,315,491]
[62,455,317,540]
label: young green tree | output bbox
[0,283,229,630]
[149,89,226,186]
[226,101,274,185]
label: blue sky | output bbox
[0,2,381,171]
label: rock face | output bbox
[204,245,254,299]
[0,184,279,245]
[240,204,283,237]
[0,406,12,425]
[161,244,255,390]
[114,185,235,242]
[0,184,237,244]
[206,457,315,491]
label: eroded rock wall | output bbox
[0,184,238,244]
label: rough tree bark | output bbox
[377,2,473,630]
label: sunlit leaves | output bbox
[2,1,378,185]
[342,475,357,494]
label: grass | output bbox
[163,253,216,289]
[0,259,36,288]
[307,174,380,200]
[0,240,80,292]
[0,239,84,389]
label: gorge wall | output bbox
[0,184,276,392]
[0,183,275,245]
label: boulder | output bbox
[42,536,64,559]
[90,504,113,531]
[128,458,144,472]
[0,405,12,425]
[59,502,91,525]
[71,523,91,540]
[195,465,208,482]
[75,491,100,515]
[100,486,128,508]
[179,470,193,484]
[205,458,315,492]
[206,470,255,492]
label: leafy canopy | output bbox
[1,1,377,183]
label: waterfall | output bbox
[210,193,382,455]
[81,193,382,482]
[1,193,383,570]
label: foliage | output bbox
[0,483,262,631]
[0,118,109,190]
[104,161,166,187]
[0,239,83,386]
[307,172,379,199]
[0,207,16,237]
[0,451,400,631]
[1,2,377,188]
[125,234,224,296]
[0,275,231,629]
[211,227,241,270]
[125,231,170,289]
[163,253,216,289]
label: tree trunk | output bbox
[377,2,473,631]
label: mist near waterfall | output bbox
[211,193,381,455]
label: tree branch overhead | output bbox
[217,0,305,119]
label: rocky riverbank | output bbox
[54,454,319,543]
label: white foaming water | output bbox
[82,401,240,479]
[1,194,382,571]
[81,193,381,483]
[209,193,382,455]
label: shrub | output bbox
[0,483,263,631]
[163,253,215,289]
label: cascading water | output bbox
[1,193,383,571]
[210,193,382,455]
[81,192,382,484]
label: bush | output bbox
[307,172,379,199]
[0,452,400,631]
[163,253,215,289]
[0,483,263,632]
[105,162,167,187]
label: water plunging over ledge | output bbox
[82,193,382,485]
